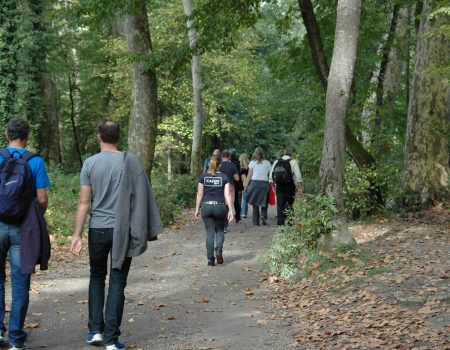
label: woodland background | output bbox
[0,0,448,254]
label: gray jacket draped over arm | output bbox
[112,152,162,269]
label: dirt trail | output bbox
[20,208,294,350]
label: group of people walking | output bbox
[0,118,161,350]
[195,145,303,266]
[0,118,303,350]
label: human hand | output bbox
[70,235,82,257]
[227,210,234,222]
[195,208,200,219]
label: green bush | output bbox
[264,194,337,279]
[343,162,388,218]
[46,167,80,240]
[152,172,197,226]
[45,168,197,241]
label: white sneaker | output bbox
[87,332,103,345]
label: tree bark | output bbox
[375,4,400,124]
[298,0,329,90]
[298,0,375,170]
[68,72,83,169]
[319,0,361,249]
[383,6,412,104]
[40,73,62,165]
[124,0,158,177]
[403,0,449,204]
[183,0,204,177]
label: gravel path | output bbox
[20,209,294,350]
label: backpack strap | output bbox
[21,151,37,163]
[0,148,11,159]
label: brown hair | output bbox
[209,155,222,176]
[252,146,265,163]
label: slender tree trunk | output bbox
[298,0,329,90]
[183,0,204,177]
[403,0,449,204]
[68,72,82,168]
[375,4,400,126]
[319,0,361,249]
[41,73,61,165]
[383,6,412,104]
[124,0,158,177]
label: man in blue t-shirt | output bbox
[0,119,50,350]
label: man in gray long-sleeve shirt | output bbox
[70,120,158,350]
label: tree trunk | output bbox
[183,0,204,177]
[124,0,158,177]
[68,72,82,168]
[319,0,361,249]
[40,73,62,165]
[298,0,376,170]
[298,0,329,90]
[403,0,449,204]
[383,6,412,104]
[374,4,400,125]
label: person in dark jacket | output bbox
[229,149,242,222]
[0,119,50,350]
[70,120,161,350]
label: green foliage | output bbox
[343,162,388,219]
[264,194,337,278]
[46,167,80,238]
[151,172,197,226]
[46,168,197,240]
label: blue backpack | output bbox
[0,149,36,223]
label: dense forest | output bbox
[0,0,448,241]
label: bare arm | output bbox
[244,168,253,189]
[194,183,204,219]
[224,183,234,222]
[70,185,91,256]
[36,188,48,213]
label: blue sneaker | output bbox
[106,341,126,350]
[87,332,103,345]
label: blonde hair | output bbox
[209,155,222,176]
[239,153,250,169]
[252,147,265,163]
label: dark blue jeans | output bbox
[201,203,227,260]
[88,228,132,346]
[0,222,30,346]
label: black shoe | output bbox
[208,259,215,266]
[216,252,224,264]
[261,217,267,225]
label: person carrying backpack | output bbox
[270,148,303,226]
[0,119,51,350]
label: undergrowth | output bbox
[45,167,196,241]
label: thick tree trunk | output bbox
[183,0,204,177]
[403,0,449,204]
[124,0,158,177]
[319,0,361,249]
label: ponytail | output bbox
[209,155,222,176]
